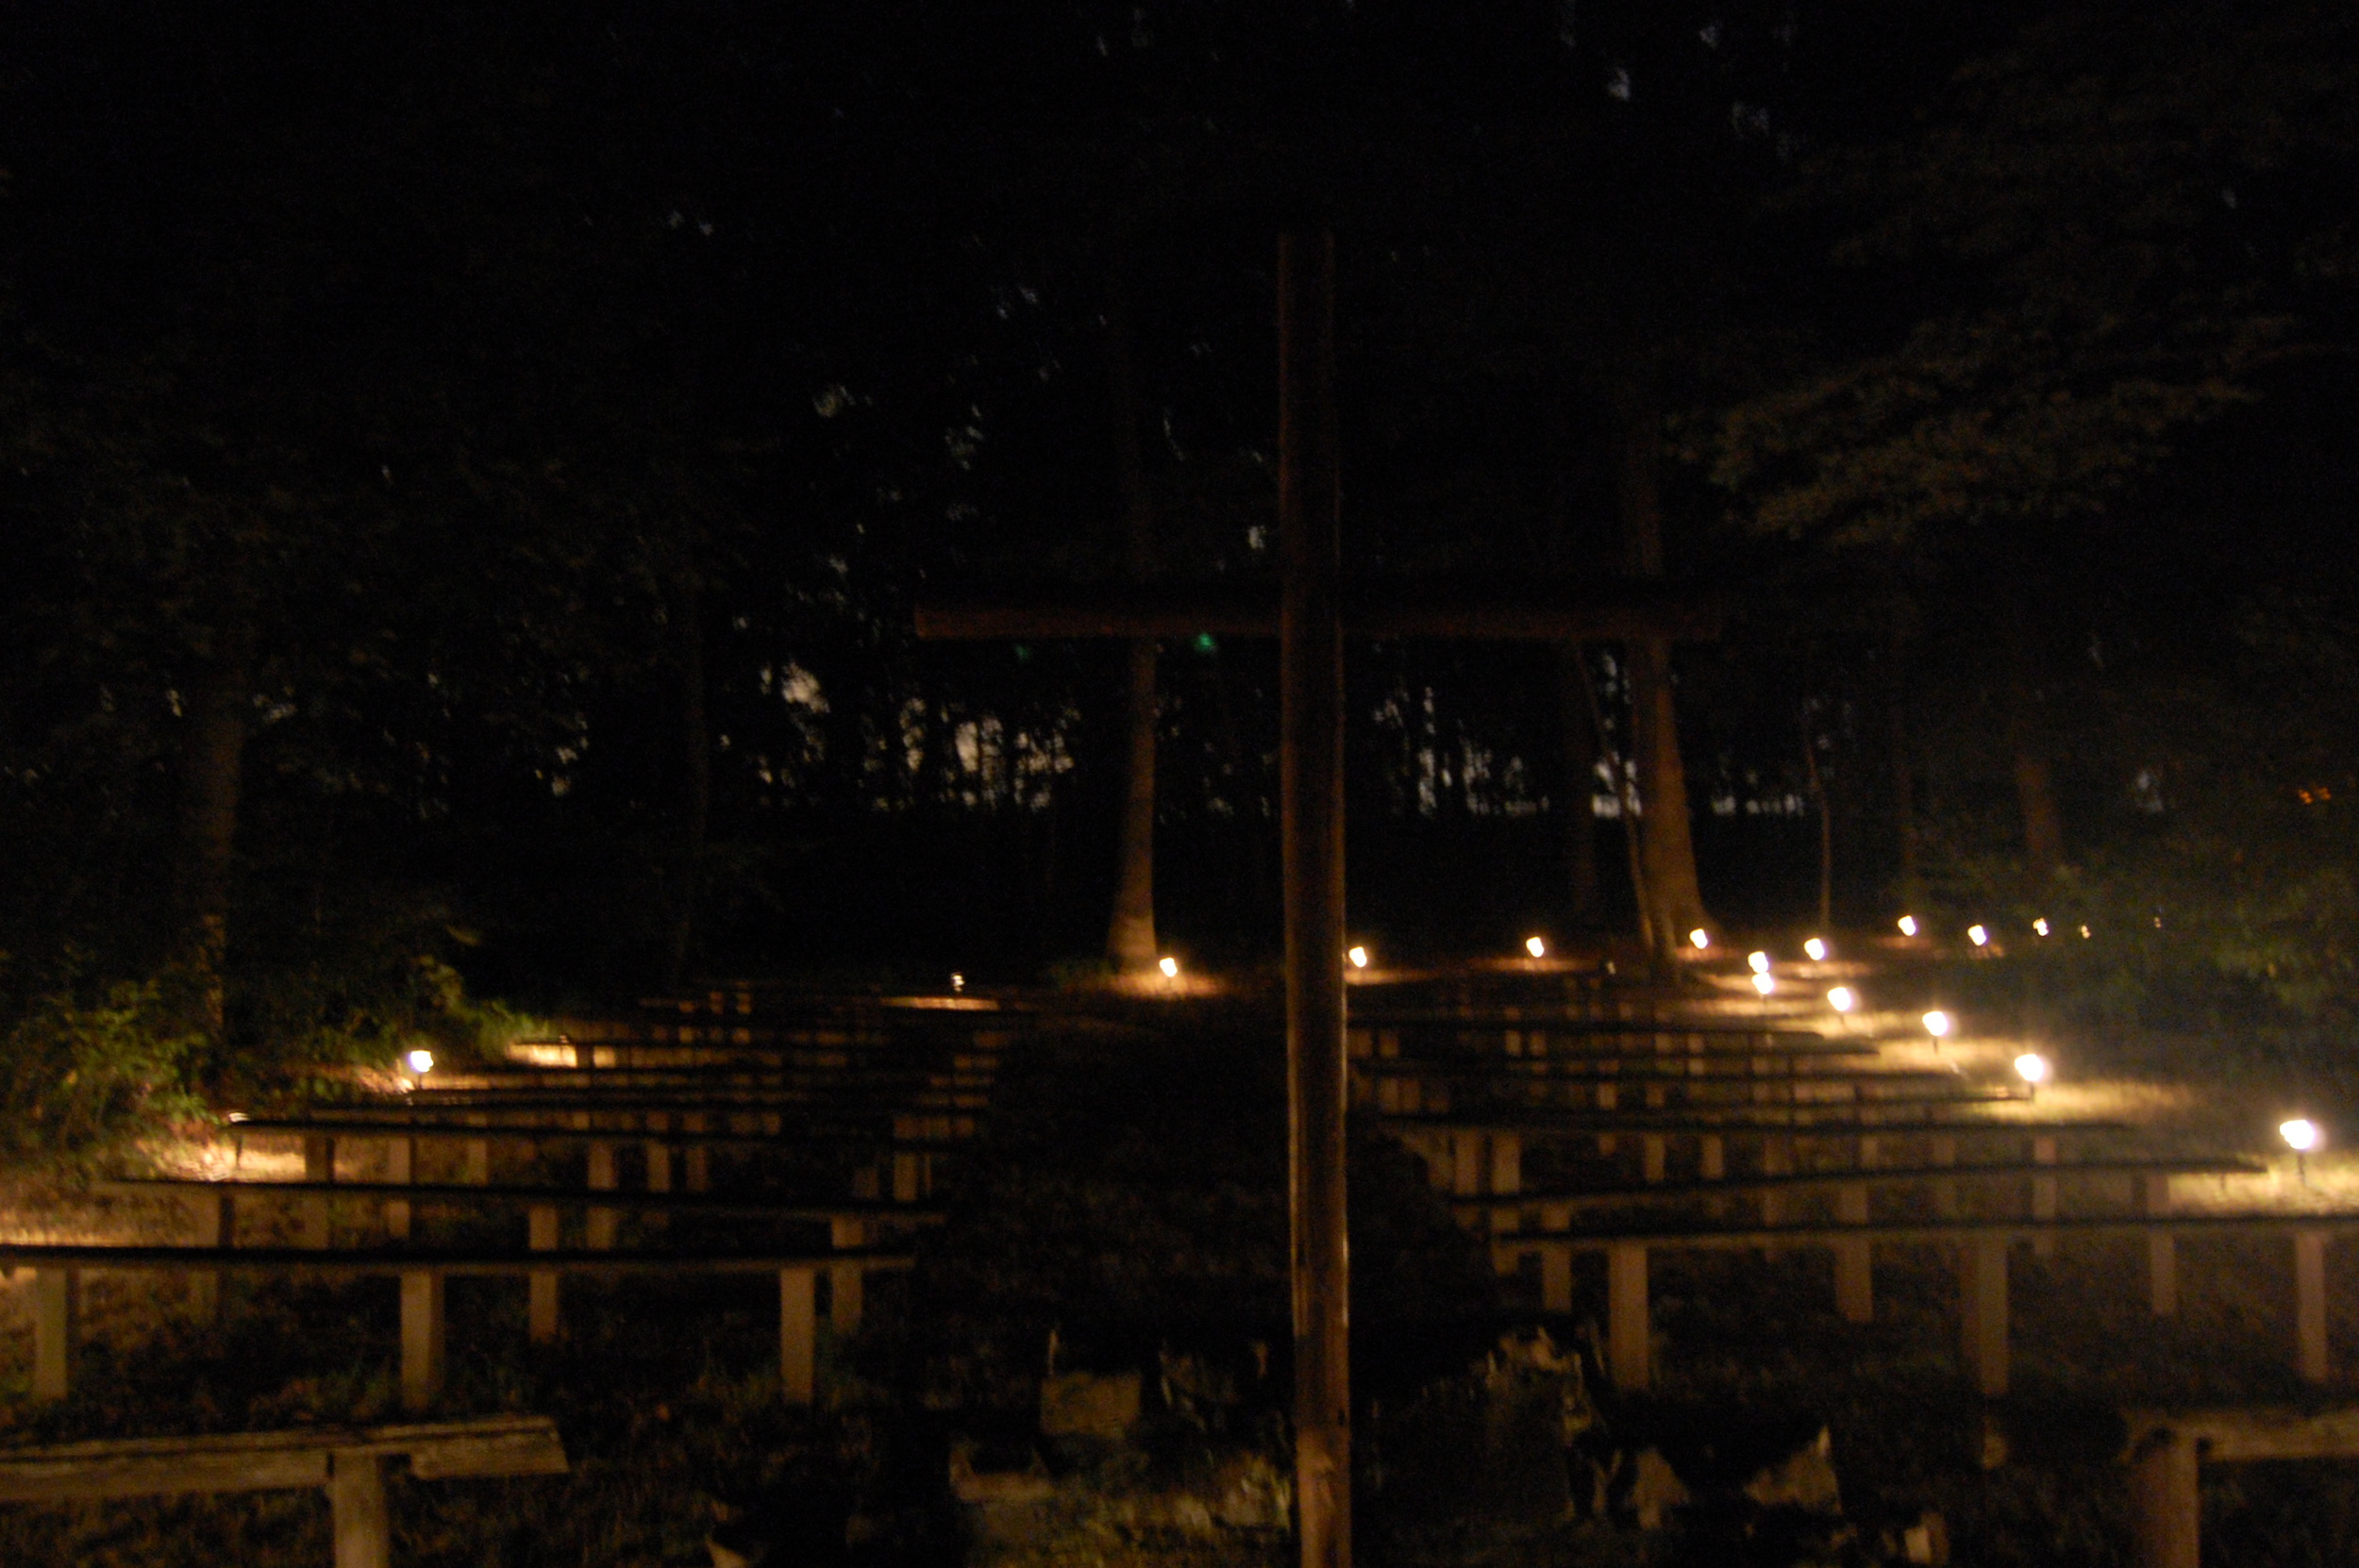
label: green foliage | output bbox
[0,973,204,1174]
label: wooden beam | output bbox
[1608,1243,1650,1390]
[30,1269,74,1403]
[780,1267,817,1405]
[2296,1230,2330,1383]
[328,1451,391,1568]
[2128,1426,2200,1568]
[399,1272,445,1413]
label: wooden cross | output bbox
[917,232,1719,1568]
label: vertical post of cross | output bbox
[1280,228,1349,1568]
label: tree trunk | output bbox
[666,568,710,989]
[1556,645,1599,926]
[177,632,253,1037]
[1887,611,1924,913]
[1999,585,2066,886]
[1616,387,1711,954]
[1104,265,1160,971]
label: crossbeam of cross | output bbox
[915,233,1719,1568]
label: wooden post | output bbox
[586,1141,618,1251]
[1961,1237,2009,1397]
[326,1451,393,1568]
[1608,1243,1650,1391]
[384,1136,413,1242]
[2145,1176,2179,1316]
[1280,228,1350,1568]
[302,1135,334,1249]
[400,1271,446,1413]
[527,1205,560,1344]
[31,1269,75,1403]
[2296,1229,2330,1384]
[780,1266,817,1405]
[1835,1183,1873,1324]
[2129,1427,2200,1568]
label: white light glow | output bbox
[1804,938,1829,961]
[2014,1052,2049,1084]
[1525,936,1548,959]
[1748,950,1771,975]
[950,972,965,993]
[2283,1118,2322,1153]
[1898,915,1919,937]
[1347,945,1369,970]
[1923,1010,1952,1039]
[1751,973,1776,996]
[1159,956,1180,978]
[2080,925,2092,939]
[1967,925,1989,947]
[1688,927,1711,950]
[2033,919,2049,937]
[1827,986,1857,1012]
[405,1049,434,1075]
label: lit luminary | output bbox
[1967,925,1989,947]
[2032,919,2049,937]
[1803,937,1829,961]
[1827,986,1856,1012]
[2014,1052,2049,1084]
[1750,972,1775,996]
[2283,1118,2322,1152]
[1524,936,1548,959]
[1688,928,1711,950]
[405,1049,434,1075]
[1347,945,1370,970]
[1898,915,1919,937]
[1748,951,1770,975]
[1922,1009,1952,1039]
[1159,956,1180,979]
[950,972,965,993]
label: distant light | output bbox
[1525,936,1548,959]
[950,972,965,993]
[1967,925,1989,947]
[2283,1118,2322,1153]
[2014,1052,2049,1085]
[1347,945,1370,970]
[226,1111,249,1124]
[405,1049,434,1075]
[2080,925,2092,939]
[2033,919,2049,937]
[1898,915,1919,937]
[1748,950,1770,975]
[1827,986,1857,1012]
[1923,1010,1952,1039]
[1688,928,1711,950]
[1751,973,1776,996]
[1159,956,1180,979]
[1803,938,1828,961]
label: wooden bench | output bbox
[0,1414,565,1568]
[1486,1213,2350,1399]
[2,1242,911,1410]
[2123,1406,2359,1568]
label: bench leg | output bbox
[586,1141,618,1251]
[31,1268,75,1402]
[1962,1237,2008,1398]
[383,1136,413,1242]
[2297,1229,2330,1383]
[780,1266,817,1405]
[1608,1243,1649,1391]
[400,1270,445,1412]
[2130,1429,2200,1568]
[1541,1244,1573,1314]
[303,1135,335,1249]
[327,1452,393,1568]
[528,1205,560,1344]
